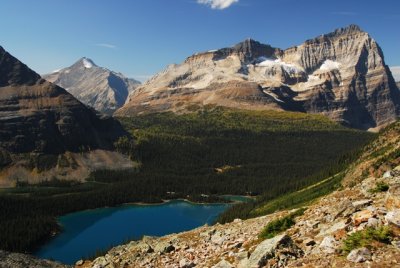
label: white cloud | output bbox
[390,66,400,81]
[197,0,238,10]
[95,43,117,49]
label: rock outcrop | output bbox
[0,250,71,268]
[0,46,133,184]
[117,25,400,129]
[44,58,140,115]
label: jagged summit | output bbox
[117,25,400,129]
[44,58,140,115]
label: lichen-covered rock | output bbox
[346,247,372,263]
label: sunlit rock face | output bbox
[44,57,140,115]
[117,25,400,130]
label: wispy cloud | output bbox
[197,0,238,10]
[95,43,117,49]
[390,66,400,82]
[331,11,358,16]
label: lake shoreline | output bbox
[35,199,235,264]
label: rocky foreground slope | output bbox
[117,25,400,130]
[0,46,133,185]
[0,251,71,268]
[44,58,140,115]
[81,121,400,267]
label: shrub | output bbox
[342,226,392,253]
[258,208,306,239]
[368,182,389,193]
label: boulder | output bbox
[385,210,400,228]
[346,247,372,263]
[211,231,227,245]
[153,241,175,254]
[385,184,400,210]
[179,258,195,268]
[247,234,302,268]
[352,210,374,226]
[319,236,339,254]
[352,200,373,210]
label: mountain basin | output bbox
[35,200,231,264]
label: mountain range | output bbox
[117,25,400,130]
[0,46,133,185]
[44,58,140,115]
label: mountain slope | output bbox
[44,58,140,115]
[117,25,400,130]
[84,120,400,268]
[0,46,132,184]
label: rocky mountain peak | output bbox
[72,57,98,69]
[0,45,41,87]
[225,38,277,61]
[44,58,140,115]
[117,25,400,130]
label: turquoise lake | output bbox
[35,200,230,264]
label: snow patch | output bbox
[307,75,320,82]
[256,57,303,74]
[82,58,94,69]
[320,60,341,71]
[263,90,284,103]
[52,69,61,73]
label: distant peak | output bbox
[326,24,365,38]
[336,24,363,34]
[77,57,97,69]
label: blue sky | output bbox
[1,0,399,81]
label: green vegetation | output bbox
[342,226,392,253]
[368,182,390,193]
[259,208,306,239]
[0,107,374,253]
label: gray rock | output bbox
[346,247,372,263]
[247,234,302,268]
[366,217,379,228]
[179,258,195,268]
[211,231,226,245]
[385,209,400,227]
[153,240,175,254]
[319,236,339,254]
[352,199,373,210]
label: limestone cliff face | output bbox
[117,25,400,129]
[44,58,140,115]
[0,46,126,156]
